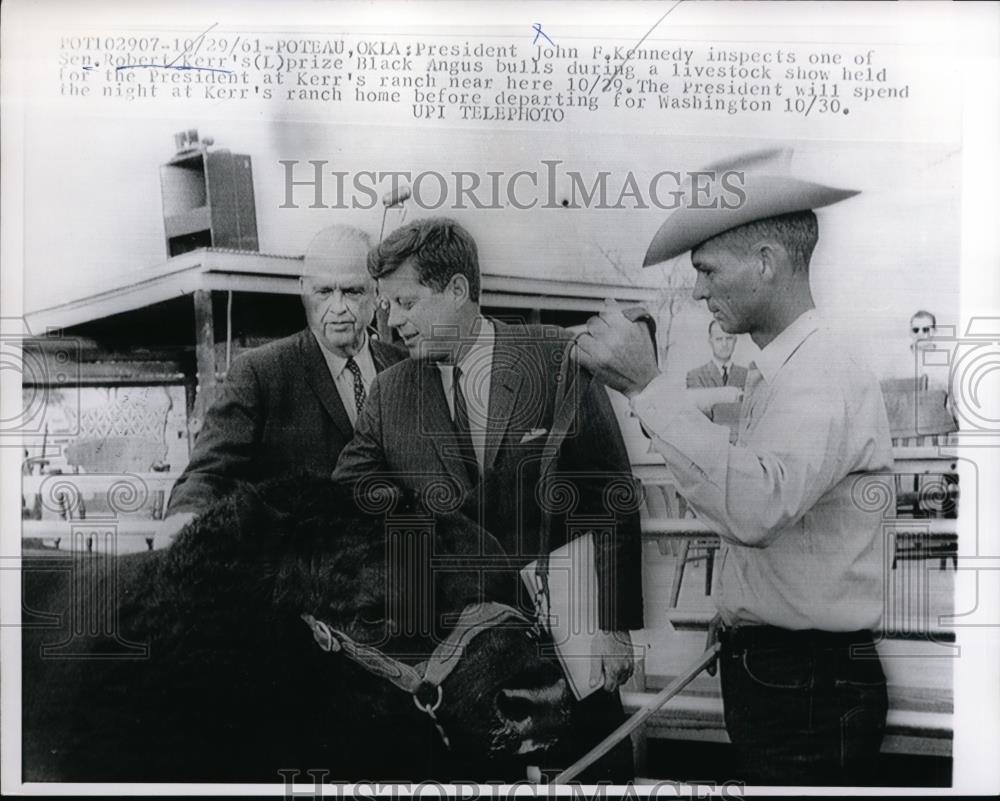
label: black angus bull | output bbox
[22,476,580,782]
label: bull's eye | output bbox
[357,603,387,626]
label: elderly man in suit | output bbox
[577,151,893,786]
[333,217,643,780]
[158,225,405,546]
[686,320,748,389]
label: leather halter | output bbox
[301,602,533,746]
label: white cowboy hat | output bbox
[642,147,860,267]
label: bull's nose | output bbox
[494,677,571,751]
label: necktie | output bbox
[738,362,764,440]
[452,365,480,484]
[721,365,729,385]
[345,357,366,419]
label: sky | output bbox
[22,113,960,381]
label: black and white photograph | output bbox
[2,1,998,796]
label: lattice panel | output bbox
[70,388,173,440]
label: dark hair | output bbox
[910,309,936,328]
[367,217,480,302]
[713,209,819,271]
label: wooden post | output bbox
[191,290,217,431]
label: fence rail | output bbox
[19,451,959,762]
[20,449,959,547]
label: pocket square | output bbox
[519,428,549,444]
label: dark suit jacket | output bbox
[333,320,644,632]
[167,329,406,515]
[685,361,748,389]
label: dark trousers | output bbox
[719,626,888,786]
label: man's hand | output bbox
[589,629,635,692]
[576,300,661,398]
[687,386,743,415]
[152,512,197,551]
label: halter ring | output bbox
[413,682,443,715]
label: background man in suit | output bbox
[333,218,643,779]
[158,225,405,546]
[686,320,747,389]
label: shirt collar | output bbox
[315,331,371,378]
[713,357,732,372]
[754,309,821,384]
[437,317,495,377]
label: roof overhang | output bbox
[26,248,661,334]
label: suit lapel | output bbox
[299,330,353,440]
[484,321,525,471]
[421,362,476,489]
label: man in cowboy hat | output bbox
[576,149,893,786]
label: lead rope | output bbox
[552,643,721,783]
[413,692,451,750]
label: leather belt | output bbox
[719,625,876,651]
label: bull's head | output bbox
[236,477,576,771]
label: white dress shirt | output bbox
[316,333,377,426]
[631,310,894,631]
[437,318,495,472]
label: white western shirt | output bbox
[631,310,894,631]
